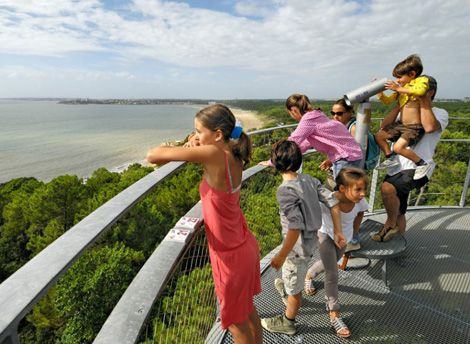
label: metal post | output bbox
[415,186,426,206]
[354,101,371,168]
[369,167,379,213]
[459,157,470,207]
[355,100,376,211]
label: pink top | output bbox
[199,152,261,329]
[288,109,363,162]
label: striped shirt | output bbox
[288,109,363,162]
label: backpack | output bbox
[346,119,380,170]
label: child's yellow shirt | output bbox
[378,76,429,107]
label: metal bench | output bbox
[341,219,407,288]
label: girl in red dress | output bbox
[147,104,262,343]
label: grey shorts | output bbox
[282,256,309,295]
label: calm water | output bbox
[0,100,200,183]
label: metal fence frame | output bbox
[0,122,468,344]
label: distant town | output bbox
[58,99,213,105]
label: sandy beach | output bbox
[231,108,266,131]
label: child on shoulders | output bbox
[375,54,431,180]
[260,139,345,336]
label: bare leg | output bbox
[393,137,421,163]
[285,293,302,319]
[247,308,263,344]
[396,214,407,234]
[306,260,324,279]
[229,319,255,344]
[381,181,400,228]
[375,130,392,155]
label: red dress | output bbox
[199,152,261,329]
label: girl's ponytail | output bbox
[230,131,252,167]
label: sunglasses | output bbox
[330,111,345,116]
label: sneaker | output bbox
[413,161,432,180]
[274,278,288,306]
[349,232,360,245]
[261,315,296,335]
[345,242,361,252]
[376,157,400,170]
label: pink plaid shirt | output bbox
[288,110,363,162]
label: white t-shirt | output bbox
[387,107,449,178]
[318,198,369,242]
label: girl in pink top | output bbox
[147,104,262,344]
[285,94,363,178]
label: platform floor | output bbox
[217,207,470,343]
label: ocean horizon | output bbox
[0,100,202,183]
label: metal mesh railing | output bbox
[141,228,216,344]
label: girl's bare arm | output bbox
[146,145,221,165]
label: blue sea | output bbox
[0,100,201,183]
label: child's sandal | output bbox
[304,278,316,296]
[330,316,351,338]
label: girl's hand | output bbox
[270,253,286,270]
[319,159,332,170]
[259,160,272,166]
[183,133,200,147]
[333,232,347,249]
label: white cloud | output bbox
[0,65,136,81]
[0,0,469,97]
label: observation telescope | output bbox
[343,78,387,167]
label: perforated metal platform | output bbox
[212,207,470,343]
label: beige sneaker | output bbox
[261,315,296,335]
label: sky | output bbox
[0,0,469,99]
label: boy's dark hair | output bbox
[335,167,368,190]
[271,139,302,173]
[393,54,423,78]
[425,75,438,100]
